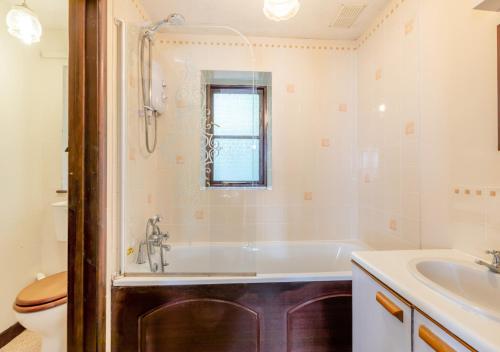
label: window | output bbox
[205,85,268,188]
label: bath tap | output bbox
[136,242,147,265]
[136,215,171,272]
[475,250,500,274]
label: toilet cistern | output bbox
[52,200,68,242]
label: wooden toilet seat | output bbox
[14,272,68,313]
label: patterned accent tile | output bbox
[194,210,205,220]
[363,173,371,183]
[129,147,136,161]
[356,0,407,49]
[405,121,415,136]
[176,155,185,165]
[304,192,313,201]
[339,103,348,112]
[405,20,414,35]
[321,138,331,147]
[389,219,398,231]
[158,37,357,52]
[286,84,295,93]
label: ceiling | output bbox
[5,0,68,30]
[142,0,391,40]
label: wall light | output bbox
[6,1,42,45]
[263,0,301,22]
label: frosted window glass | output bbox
[213,93,260,136]
[213,139,260,182]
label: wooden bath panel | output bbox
[139,299,259,352]
[112,280,352,352]
[287,294,352,352]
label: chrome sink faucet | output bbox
[136,215,171,272]
[476,250,500,274]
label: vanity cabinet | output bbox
[353,262,477,352]
[414,311,470,352]
[352,264,412,352]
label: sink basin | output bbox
[409,258,500,322]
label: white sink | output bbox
[409,258,500,322]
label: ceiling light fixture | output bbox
[6,1,42,45]
[263,0,301,22]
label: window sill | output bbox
[203,186,272,191]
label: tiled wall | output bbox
[123,23,164,254]
[123,33,358,250]
[356,0,500,257]
[119,0,500,265]
[418,0,500,259]
[357,0,422,249]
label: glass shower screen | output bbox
[119,21,262,276]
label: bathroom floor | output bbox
[0,331,41,352]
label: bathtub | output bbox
[112,240,366,351]
[114,240,367,286]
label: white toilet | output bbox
[14,272,67,352]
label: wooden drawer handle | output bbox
[419,325,456,352]
[375,291,404,322]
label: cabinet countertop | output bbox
[352,249,500,352]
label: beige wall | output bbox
[120,33,358,264]
[107,5,500,350]
[0,2,67,332]
[38,29,69,275]
[419,0,500,259]
[356,0,500,257]
[114,0,500,267]
[357,0,422,250]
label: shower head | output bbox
[166,13,185,26]
[147,13,185,33]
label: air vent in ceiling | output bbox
[330,4,367,29]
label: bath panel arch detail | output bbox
[138,298,260,352]
[287,294,353,351]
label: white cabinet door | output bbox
[414,311,472,352]
[353,264,412,352]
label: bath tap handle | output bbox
[151,214,162,224]
[136,241,147,265]
[486,250,500,265]
[160,243,171,271]
[161,244,171,251]
[477,250,500,273]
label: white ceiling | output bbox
[142,0,391,40]
[5,0,68,30]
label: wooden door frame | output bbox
[497,25,500,151]
[68,0,107,351]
